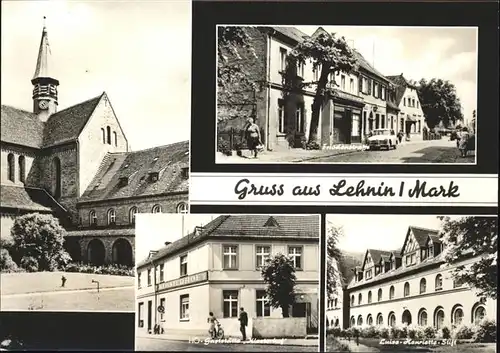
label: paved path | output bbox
[1,285,135,298]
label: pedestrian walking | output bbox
[458,127,470,157]
[61,275,66,287]
[243,118,262,159]
[238,307,248,341]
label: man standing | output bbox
[238,307,248,341]
[61,275,66,287]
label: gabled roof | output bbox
[363,249,393,269]
[0,184,66,213]
[137,215,319,268]
[42,94,103,147]
[403,226,440,250]
[353,50,390,83]
[386,74,417,106]
[79,140,189,203]
[270,26,310,44]
[1,105,45,148]
[389,249,403,259]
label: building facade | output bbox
[328,226,496,330]
[136,215,320,338]
[1,22,189,267]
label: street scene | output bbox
[135,214,320,351]
[217,26,477,164]
[325,215,497,353]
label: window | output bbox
[288,246,302,269]
[349,78,354,93]
[297,61,304,78]
[340,75,346,90]
[18,156,26,183]
[334,298,338,307]
[377,288,382,302]
[405,253,416,266]
[279,47,287,72]
[388,312,396,327]
[7,153,15,182]
[362,77,369,94]
[296,103,304,133]
[389,286,395,299]
[147,269,152,286]
[106,126,111,144]
[278,99,285,134]
[352,114,360,137]
[159,263,164,282]
[404,282,410,297]
[373,82,379,98]
[417,101,419,108]
[357,315,363,326]
[137,272,141,288]
[256,245,270,268]
[223,245,238,269]
[418,309,428,326]
[180,255,188,277]
[152,204,162,213]
[368,291,372,304]
[412,99,415,107]
[313,67,320,81]
[180,295,189,320]
[473,306,486,324]
[351,295,354,306]
[367,314,373,326]
[89,210,97,226]
[376,313,383,325]
[435,274,443,291]
[113,131,117,146]
[107,208,116,225]
[453,278,464,288]
[101,128,106,143]
[223,290,238,318]
[350,316,355,327]
[420,278,427,294]
[256,290,270,317]
[129,207,137,225]
[452,306,464,325]
[434,308,445,330]
[358,293,362,305]
[381,87,386,100]
[149,172,159,182]
[159,298,166,320]
[176,202,188,214]
[365,269,372,280]
[421,248,428,261]
[138,302,144,327]
[155,265,160,283]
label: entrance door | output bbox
[147,300,152,332]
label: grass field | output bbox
[1,272,134,311]
[356,338,496,353]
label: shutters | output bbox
[379,84,382,99]
[367,78,372,95]
[358,76,363,94]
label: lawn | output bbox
[358,338,496,353]
[1,271,133,295]
[325,336,350,352]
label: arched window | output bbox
[176,202,189,214]
[434,307,445,330]
[357,315,363,326]
[7,153,15,182]
[113,131,117,146]
[435,274,443,290]
[106,126,111,144]
[472,305,486,324]
[388,312,396,327]
[452,305,464,326]
[418,308,428,326]
[350,316,355,327]
[367,314,373,326]
[52,157,62,199]
[420,278,427,294]
[351,295,354,306]
[358,293,362,305]
[101,128,106,143]
[389,285,395,299]
[152,204,162,213]
[404,282,410,297]
[129,207,138,225]
[368,291,372,304]
[89,210,97,226]
[18,155,26,183]
[376,313,383,325]
[107,208,116,225]
[377,288,382,302]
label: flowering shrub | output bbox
[64,263,134,277]
[472,319,496,343]
[452,324,476,340]
[389,325,406,339]
[423,326,436,339]
[376,326,390,339]
[361,325,377,338]
[441,326,451,339]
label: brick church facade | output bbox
[1,22,189,267]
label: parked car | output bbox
[367,129,398,150]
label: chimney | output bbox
[164,241,171,246]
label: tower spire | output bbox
[32,16,59,121]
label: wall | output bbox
[398,86,425,140]
[79,235,135,265]
[0,213,15,241]
[1,145,38,186]
[253,317,306,338]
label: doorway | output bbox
[147,300,153,333]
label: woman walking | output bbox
[244,117,262,159]
[458,127,470,157]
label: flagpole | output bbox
[372,40,375,69]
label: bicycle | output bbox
[209,322,224,339]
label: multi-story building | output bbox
[386,74,426,140]
[1,22,189,267]
[336,226,496,330]
[136,215,320,338]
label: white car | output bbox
[367,129,398,150]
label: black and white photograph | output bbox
[134,213,320,351]
[1,1,190,312]
[216,25,477,164]
[325,215,497,353]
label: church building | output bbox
[1,21,189,267]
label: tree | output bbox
[439,216,497,299]
[9,213,72,271]
[326,223,344,297]
[416,78,464,129]
[261,253,297,317]
[287,28,358,145]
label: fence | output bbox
[422,130,442,141]
[217,127,265,154]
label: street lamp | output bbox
[91,279,100,293]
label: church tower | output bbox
[32,17,59,122]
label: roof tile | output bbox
[0,184,64,212]
[1,105,45,148]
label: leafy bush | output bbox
[441,326,451,339]
[407,325,419,339]
[472,319,496,343]
[377,326,390,339]
[64,263,134,277]
[0,249,19,272]
[361,325,377,338]
[452,324,476,340]
[326,326,342,337]
[305,141,321,150]
[423,326,436,339]
[20,256,39,272]
[389,326,404,339]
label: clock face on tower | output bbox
[38,100,49,110]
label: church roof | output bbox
[0,184,66,213]
[1,105,45,148]
[137,215,319,268]
[79,141,190,203]
[32,22,54,81]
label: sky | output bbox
[135,213,217,264]
[326,214,448,253]
[1,1,191,151]
[296,26,478,123]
